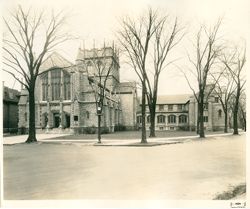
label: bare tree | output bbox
[210,67,236,133]
[118,8,158,143]
[78,45,115,143]
[3,6,69,143]
[221,46,246,134]
[182,20,223,138]
[146,16,184,137]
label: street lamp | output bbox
[97,105,102,143]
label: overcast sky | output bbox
[1,0,249,95]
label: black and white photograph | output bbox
[1,0,248,208]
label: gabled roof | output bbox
[139,94,191,105]
[39,52,73,73]
[157,94,191,104]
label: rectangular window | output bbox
[203,116,208,122]
[215,97,219,103]
[168,104,173,111]
[159,105,164,111]
[178,104,183,111]
[74,115,78,121]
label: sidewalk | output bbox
[2,132,237,146]
[2,134,71,145]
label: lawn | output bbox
[48,130,231,140]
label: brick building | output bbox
[137,93,225,131]
[18,47,138,133]
[3,86,20,133]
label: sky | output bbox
[1,0,249,95]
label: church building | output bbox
[18,47,138,134]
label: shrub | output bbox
[179,126,189,131]
[114,123,126,132]
[19,126,26,135]
[9,128,18,134]
[101,127,110,134]
[85,125,96,134]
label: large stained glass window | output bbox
[41,73,48,101]
[51,69,61,100]
[63,71,71,100]
[41,69,71,101]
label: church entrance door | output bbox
[65,114,70,128]
[54,113,60,128]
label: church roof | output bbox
[39,52,73,73]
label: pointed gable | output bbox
[39,52,73,73]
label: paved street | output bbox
[3,133,245,200]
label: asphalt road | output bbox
[3,134,245,200]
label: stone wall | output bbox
[119,92,137,130]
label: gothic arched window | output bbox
[168,115,176,124]
[157,115,166,123]
[147,115,150,123]
[41,69,71,101]
[87,61,93,74]
[137,115,142,124]
[41,73,48,101]
[63,71,71,100]
[86,111,90,119]
[51,69,61,101]
[179,115,187,123]
[218,109,222,118]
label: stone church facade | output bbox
[18,47,138,133]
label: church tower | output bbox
[76,46,120,91]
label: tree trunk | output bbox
[97,114,101,143]
[243,116,246,131]
[26,86,37,143]
[224,107,228,133]
[233,86,240,135]
[233,105,239,135]
[199,93,205,138]
[141,82,147,143]
[149,104,156,138]
[196,103,200,134]
[240,106,246,132]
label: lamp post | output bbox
[97,105,102,143]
